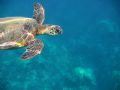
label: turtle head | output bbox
[37,25,63,35]
[45,25,63,35]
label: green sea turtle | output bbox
[0,2,62,60]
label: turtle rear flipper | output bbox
[21,39,44,60]
[33,2,45,25]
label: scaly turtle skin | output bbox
[0,2,62,60]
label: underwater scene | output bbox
[0,0,120,90]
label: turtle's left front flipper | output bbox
[21,39,44,60]
[33,2,45,25]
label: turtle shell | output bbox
[0,17,38,44]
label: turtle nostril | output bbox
[58,29,62,34]
[58,29,63,34]
[56,26,63,34]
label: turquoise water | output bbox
[0,0,120,90]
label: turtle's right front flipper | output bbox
[21,39,44,60]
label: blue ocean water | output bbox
[0,0,120,90]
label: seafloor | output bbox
[0,0,120,90]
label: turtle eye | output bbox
[49,28,55,35]
[49,30,54,34]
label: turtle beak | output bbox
[55,25,63,35]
